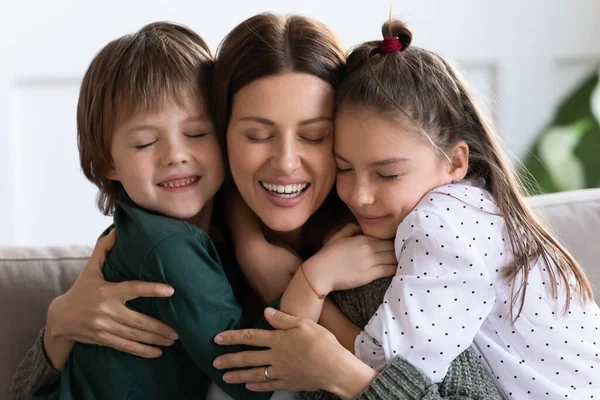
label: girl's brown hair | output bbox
[78,22,213,215]
[337,18,593,319]
[212,13,346,146]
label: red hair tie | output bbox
[380,38,402,55]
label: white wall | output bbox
[1,0,599,245]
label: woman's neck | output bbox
[264,225,303,254]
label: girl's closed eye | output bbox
[336,166,352,173]
[377,172,402,181]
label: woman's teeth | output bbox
[260,182,309,198]
[159,176,198,188]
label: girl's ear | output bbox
[448,141,469,181]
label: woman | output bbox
[10,13,500,400]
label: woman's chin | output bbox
[260,215,308,234]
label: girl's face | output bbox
[335,105,455,240]
[227,73,336,233]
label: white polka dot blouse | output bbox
[355,181,600,399]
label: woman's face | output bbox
[227,73,336,233]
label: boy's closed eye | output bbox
[134,140,158,150]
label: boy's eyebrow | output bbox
[183,115,211,123]
[236,116,332,126]
[124,124,160,135]
[334,152,409,167]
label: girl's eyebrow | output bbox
[334,152,409,167]
[368,157,410,167]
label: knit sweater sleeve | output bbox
[358,348,501,400]
[8,328,61,400]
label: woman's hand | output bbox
[304,224,397,295]
[213,308,378,399]
[44,230,179,369]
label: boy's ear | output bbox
[448,141,469,181]
[105,167,119,181]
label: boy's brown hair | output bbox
[77,21,213,215]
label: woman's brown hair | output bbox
[212,13,346,146]
[337,18,593,320]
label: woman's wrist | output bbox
[43,296,75,371]
[327,348,378,399]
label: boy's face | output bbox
[106,94,224,221]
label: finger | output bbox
[374,250,397,266]
[114,307,179,340]
[98,229,117,253]
[246,381,288,392]
[97,332,163,358]
[107,321,177,347]
[222,366,272,384]
[214,327,273,347]
[264,308,302,331]
[371,264,398,280]
[115,280,175,301]
[213,350,272,369]
[368,239,395,253]
[82,230,117,277]
[328,223,362,242]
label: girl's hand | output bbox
[305,224,397,295]
[45,230,179,363]
[213,308,377,399]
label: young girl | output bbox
[264,16,600,399]
[330,18,600,399]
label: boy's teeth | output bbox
[160,176,197,188]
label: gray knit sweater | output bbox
[296,277,502,400]
[9,280,501,400]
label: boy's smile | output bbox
[106,94,224,224]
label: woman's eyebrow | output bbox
[236,116,276,125]
[299,116,332,126]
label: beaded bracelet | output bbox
[299,263,326,300]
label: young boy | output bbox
[30,22,272,400]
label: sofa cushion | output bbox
[0,246,91,399]
[528,188,600,300]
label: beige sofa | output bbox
[2,188,600,400]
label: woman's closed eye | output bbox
[246,132,273,143]
[301,135,327,144]
[185,132,208,139]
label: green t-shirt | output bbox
[31,189,273,400]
